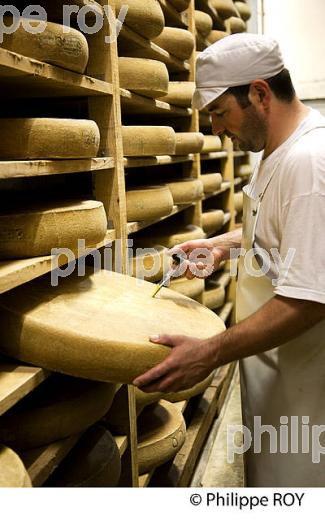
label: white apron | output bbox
[236,125,325,487]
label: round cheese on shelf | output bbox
[165,178,204,204]
[210,0,239,19]
[0,200,107,259]
[129,245,170,283]
[169,276,205,300]
[202,209,225,236]
[202,135,223,153]
[228,16,246,33]
[0,375,116,450]
[126,185,174,222]
[1,17,89,73]
[0,118,100,160]
[234,1,252,21]
[116,0,165,40]
[138,400,186,474]
[0,269,225,383]
[118,58,169,98]
[194,10,213,37]
[45,424,121,487]
[174,132,204,155]
[137,224,206,249]
[207,30,229,44]
[158,81,195,107]
[237,163,253,178]
[153,28,195,61]
[203,284,226,310]
[0,445,32,488]
[122,126,176,156]
[234,191,244,213]
[168,0,191,11]
[201,173,223,193]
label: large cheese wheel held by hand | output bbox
[0,119,100,160]
[119,58,169,98]
[0,200,107,259]
[1,17,89,73]
[153,28,195,61]
[116,0,165,40]
[0,269,225,383]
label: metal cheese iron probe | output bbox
[152,254,183,298]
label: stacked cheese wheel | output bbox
[116,0,165,40]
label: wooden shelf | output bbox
[120,88,192,117]
[218,302,234,323]
[158,0,189,28]
[20,434,81,487]
[127,203,194,234]
[234,177,244,186]
[200,151,228,161]
[0,157,115,180]
[124,155,194,168]
[139,470,154,487]
[0,357,48,417]
[202,181,231,200]
[0,49,113,98]
[115,435,128,457]
[0,230,116,295]
[118,25,190,73]
[233,151,246,158]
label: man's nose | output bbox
[211,113,225,136]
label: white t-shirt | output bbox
[246,108,325,304]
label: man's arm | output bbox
[133,295,325,393]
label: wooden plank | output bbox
[0,49,113,98]
[233,151,246,158]
[124,155,194,168]
[150,364,235,487]
[20,435,81,487]
[0,230,116,295]
[158,0,189,28]
[200,151,228,161]
[139,471,154,487]
[120,88,192,117]
[115,435,128,456]
[127,204,194,235]
[118,25,190,73]
[0,358,48,416]
[0,157,114,180]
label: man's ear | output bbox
[248,80,271,108]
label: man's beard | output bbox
[236,106,267,153]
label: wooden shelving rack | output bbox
[0,0,251,487]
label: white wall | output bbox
[263,0,325,101]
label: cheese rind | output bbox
[137,224,206,249]
[122,126,176,156]
[158,81,195,107]
[116,0,165,40]
[234,1,252,21]
[166,178,204,204]
[1,17,89,73]
[0,445,32,488]
[202,209,225,236]
[203,285,226,310]
[201,173,223,193]
[129,245,170,282]
[194,10,213,37]
[153,28,195,60]
[0,119,100,160]
[170,276,205,300]
[174,132,204,155]
[126,185,174,222]
[207,30,229,43]
[119,58,169,98]
[234,191,244,213]
[228,16,246,33]
[202,135,223,153]
[168,0,191,11]
[210,0,239,19]
[0,200,107,259]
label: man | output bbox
[133,34,325,486]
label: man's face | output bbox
[207,93,267,152]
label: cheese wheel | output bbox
[158,82,195,107]
[0,375,116,450]
[234,191,244,213]
[122,126,176,156]
[129,245,170,282]
[1,17,88,73]
[0,445,32,488]
[169,276,205,300]
[168,0,191,11]
[118,58,169,98]
[201,173,223,193]
[45,425,121,487]
[116,0,165,40]
[0,200,107,259]
[228,16,246,33]
[210,0,239,19]
[137,224,206,249]
[194,10,213,37]
[174,132,204,155]
[105,373,213,434]
[207,30,229,43]
[0,119,100,160]
[126,185,174,222]
[153,28,195,61]
[202,209,225,235]
[237,163,253,178]
[138,400,186,474]
[203,285,226,310]
[165,178,204,204]
[234,1,252,21]
[202,135,223,153]
[0,269,225,383]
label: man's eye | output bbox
[215,111,226,117]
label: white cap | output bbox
[193,33,285,110]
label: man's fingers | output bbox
[132,360,170,388]
[149,334,185,347]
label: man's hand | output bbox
[132,334,216,393]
